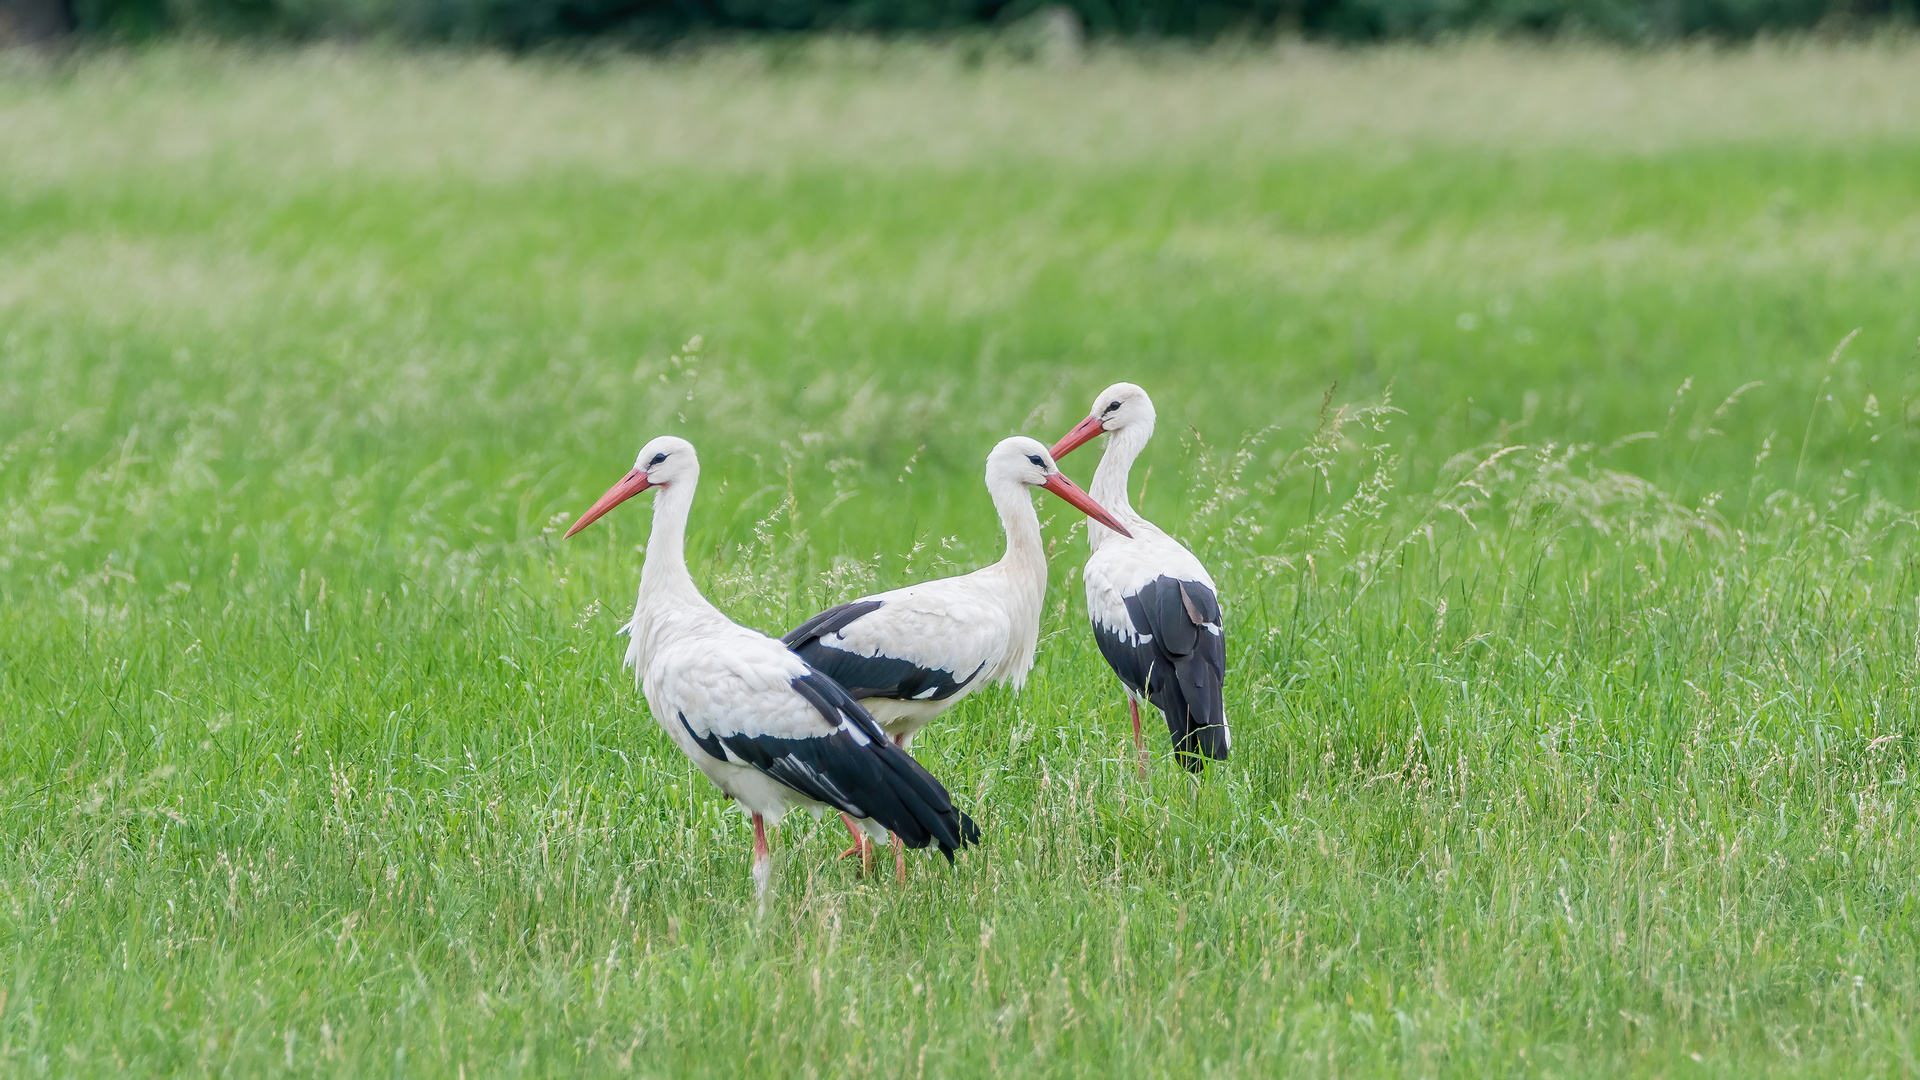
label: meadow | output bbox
[2,39,1919,1076]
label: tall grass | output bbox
[1,42,1918,1076]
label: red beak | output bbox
[563,468,653,539]
[1041,472,1131,537]
[1049,415,1107,461]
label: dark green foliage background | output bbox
[68,0,1917,46]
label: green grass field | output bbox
[3,40,1919,1076]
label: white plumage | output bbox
[1081,538,1220,646]
[794,583,1014,738]
[783,435,1130,860]
[785,437,1127,746]
[631,619,863,823]
[565,435,978,896]
[1053,384,1231,775]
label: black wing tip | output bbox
[882,746,981,863]
[783,671,980,861]
[782,599,886,649]
[926,811,981,865]
[953,810,982,851]
[1173,748,1227,773]
[1173,724,1231,772]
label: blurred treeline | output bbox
[21,0,1920,55]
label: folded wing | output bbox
[782,593,995,704]
[670,646,981,858]
[1089,572,1229,771]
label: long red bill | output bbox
[1049,415,1106,460]
[563,468,652,539]
[1041,472,1132,537]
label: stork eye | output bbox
[1104,400,1121,414]
[648,453,668,467]
[1027,454,1046,468]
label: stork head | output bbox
[563,435,698,539]
[1049,382,1154,460]
[987,436,1131,536]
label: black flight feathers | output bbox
[1092,575,1229,772]
[680,671,979,860]
[782,600,983,702]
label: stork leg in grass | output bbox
[564,436,979,902]
[1129,699,1149,780]
[752,813,771,899]
[1051,383,1231,776]
[784,436,1131,869]
[836,731,908,879]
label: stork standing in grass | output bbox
[783,436,1130,865]
[1050,383,1230,776]
[565,435,978,895]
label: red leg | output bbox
[751,812,771,904]
[839,813,878,875]
[1130,698,1149,780]
[836,812,868,860]
[888,732,908,880]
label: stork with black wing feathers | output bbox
[1051,384,1230,777]
[782,436,1129,869]
[564,436,978,898]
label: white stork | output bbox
[564,435,979,896]
[1050,383,1230,776]
[782,436,1130,865]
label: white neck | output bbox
[980,476,1049,687]
[988,475,1049,595]
[627,477,722,666]
[1089,420,1152,550]
[640,478,697,593]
